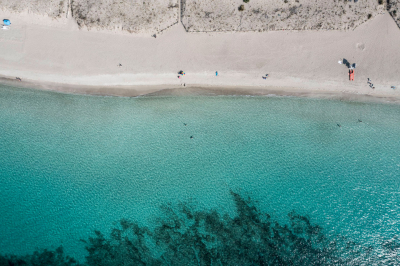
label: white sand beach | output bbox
[0,2,400,100]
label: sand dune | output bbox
[71,0,179,33]
[388,0,400,28]
[0,0,67,18]
[1,0,399,33]
[181,0,386,32]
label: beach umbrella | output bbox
[3,19,11,26]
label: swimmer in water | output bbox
[190,136,193,139]
[337,124,341,127]
[358,119,362,123]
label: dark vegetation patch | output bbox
[1,191,399,265]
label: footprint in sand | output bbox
[356,43,365,51]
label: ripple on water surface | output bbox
[0,85,400,262]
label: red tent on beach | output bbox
[349,70,354,81]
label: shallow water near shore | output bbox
[1,85,400,262]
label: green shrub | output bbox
[243,0,249,3]
[238,5,245,11]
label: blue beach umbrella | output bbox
[3,19,11,26]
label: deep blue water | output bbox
[1,85,400,262]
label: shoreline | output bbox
[2,75,400,105]
[1,10,399,104]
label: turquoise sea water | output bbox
[1,85,400,263]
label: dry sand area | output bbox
[0,0,399,100]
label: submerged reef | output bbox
[1,191,399,265]
[0,246,81,266]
